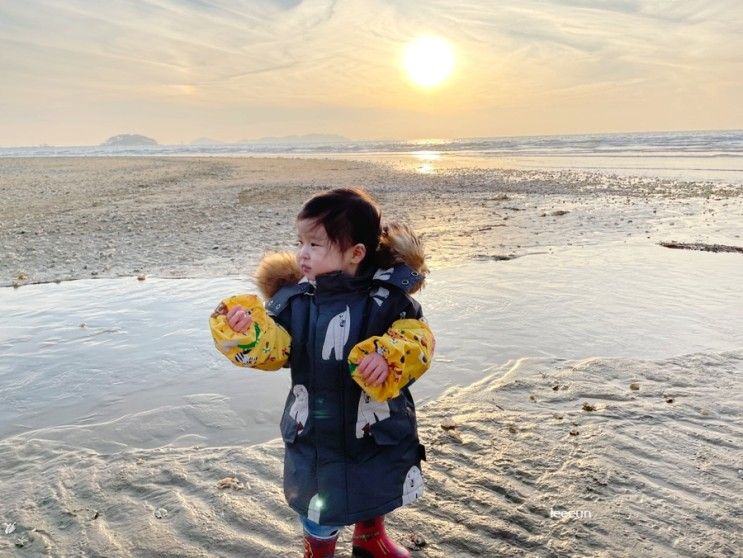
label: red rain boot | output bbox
[352,516,410,558]
[303,532,338,558]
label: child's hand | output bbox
[226,305,253,334]
[357,353,389,386]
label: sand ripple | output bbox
[1,350,740,556]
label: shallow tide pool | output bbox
[1,242,740,451]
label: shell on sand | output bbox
[216,477,244,490]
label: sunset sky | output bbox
[1,0,741,146]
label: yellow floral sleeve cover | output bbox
[209,294,291,371]
[348,318,435,402]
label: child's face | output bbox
[296,219,363,281]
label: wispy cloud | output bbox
[0,0,740,144]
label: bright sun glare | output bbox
[403,36,455,89]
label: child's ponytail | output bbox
[374,222,429,293]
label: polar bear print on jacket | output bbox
[402,465,424,505]
[307,493,323,523]
[355,392,391,438]
[289,384,309,433]
[370,286,390,307]
[373,267,394,282]
[321,306,350,360]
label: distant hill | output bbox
[190,137,224,145]
[101,134,158,147]
[238,133,350,145]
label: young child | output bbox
[210,188,434,558]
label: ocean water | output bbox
[2,130,742,182]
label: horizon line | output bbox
[1,127,742,150]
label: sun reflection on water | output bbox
[413,150,440,174]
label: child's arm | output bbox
[209,294,291,371]
[348,317,435,402]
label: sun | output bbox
[403,36,455,89]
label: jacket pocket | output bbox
[368,395,415,445]
[280,384,309,444]
[369,412,414,445]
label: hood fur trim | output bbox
[254,251,302,301]
[254,221,427,300]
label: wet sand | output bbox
[1,156,740,287]
[1,351,740,556]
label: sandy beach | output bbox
[1,156,742,556]
[1,156,740,288]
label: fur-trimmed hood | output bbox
[254,222,428,300]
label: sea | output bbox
[2,129,742,182]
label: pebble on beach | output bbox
[154,508,168,519]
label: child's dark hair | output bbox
[298,187,381,274]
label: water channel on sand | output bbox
[1,241,740,452]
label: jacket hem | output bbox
[287,495,418,527]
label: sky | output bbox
[1,0,742,146]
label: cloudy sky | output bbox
[1,0,741,146]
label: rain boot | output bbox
[303,531,338,558]
[352,516,410,558]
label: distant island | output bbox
[101,134,158,147]
[97,133,350,147]
[238,133,350,145]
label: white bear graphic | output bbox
[355,392,391,438]
[373,267,394,282]
[402,465,424,505]
[321,306,350,360]
[289,384,309,433]
[307,493,323,523]
[371,286,390,307]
